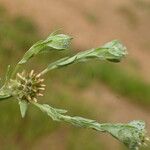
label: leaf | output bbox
[0,65,12,101]
[69,116,97,128]
[5,65,12,83]
[101,121,147,150]
[18,32,72,65]
[0,94,11,101]
[46,34,73,50]
[34,103,67,121]
[33,102,148,150]
[0,85,12,101]
[19,100,28,118]
[41,40,128,75]
[100,40,128,62]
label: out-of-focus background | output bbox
[0,0,149,150]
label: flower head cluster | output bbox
[8,70,46,102]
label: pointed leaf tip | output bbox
[19,100,28,118]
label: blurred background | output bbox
[0,0,150,150]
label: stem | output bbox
[39,57,69,76]
[40,66,57,76]
[40,70,47,76]
[11,64,22,78]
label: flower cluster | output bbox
[8,70,45,102]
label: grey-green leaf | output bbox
[19,100,28,118]
[40,40,128,75]
[101,121,146,150]
[18,32,72,65]
[46,34,72,50]
[101,40,128,62]
[34,103,67,121]
[33,102,147,150]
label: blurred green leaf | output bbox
[0,65,13,101]
[0,94,11,101]
[0,85,11,101]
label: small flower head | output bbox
[9,70,46,102]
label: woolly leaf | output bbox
[101,121,147,150]
[34,103,67,121]
[100,40,128,62]
[18,33,72,65]
[33,102,148,150]
[41,40,128,75]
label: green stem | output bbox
[40,67,57,76]
[39,57,68,76]
[11,64,22,78]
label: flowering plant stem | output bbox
[0,31,148,150]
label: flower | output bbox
[8,70,46,102]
